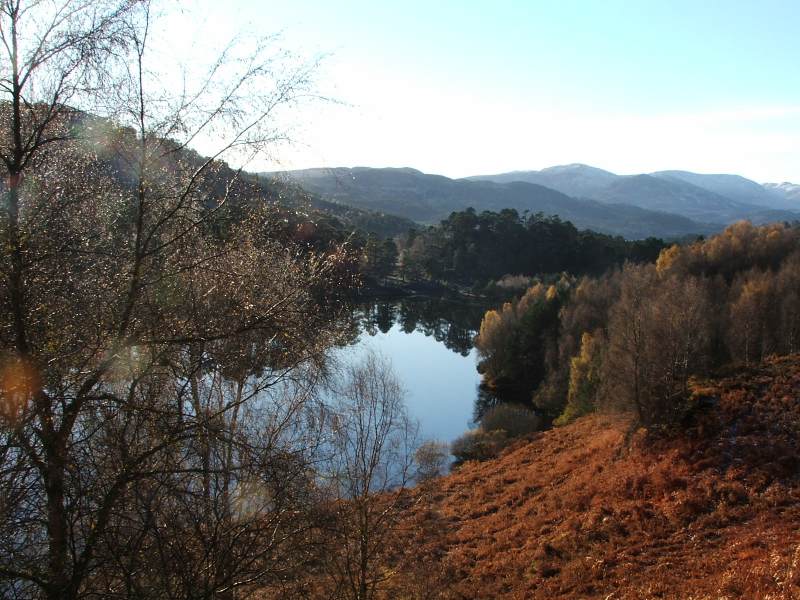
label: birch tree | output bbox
[0,2,346,598]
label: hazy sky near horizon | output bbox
[165,0,800,183]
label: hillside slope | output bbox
[390,356,800,599]
[466,163,620,198]
[766,182,800,204]
[266,167,714,239]
[652,170,792,209]
[471,164,800,225]
[595,173,750,222]
[253,175,416,238]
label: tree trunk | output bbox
[44,442,71,600]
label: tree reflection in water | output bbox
[353,297,489,356]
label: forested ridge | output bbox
[273,166,732,239]
[474,221,800,428]
[371,208,668,289]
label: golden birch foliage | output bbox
[555,331,602,426]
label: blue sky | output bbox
[168,0,800,182]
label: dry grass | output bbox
[382,355,800,599]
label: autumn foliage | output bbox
[476,221,800,427]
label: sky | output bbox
[162,0,800,183]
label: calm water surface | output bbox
[337,298,488,443]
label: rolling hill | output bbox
[253,174,417,238]
[652,170,793,209]
[265,167,715,239]
[467,163,620,198]
[472,164,800,225]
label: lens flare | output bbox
[0,356,38,424]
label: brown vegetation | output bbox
[0,3,355,598]
[383,355,800,599]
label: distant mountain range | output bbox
[263,164,800,240]
[263,167,717,239]
[765,181,800,203]
[469,164,800,225]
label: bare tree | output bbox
[604,264,713,425]
[95,368,332,600]
[0,2,348,599]
[776,252,800,355]
[414,440,449,483]
[322,353,418,600]
[728,268,779,365]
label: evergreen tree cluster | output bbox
[397,208,666,286]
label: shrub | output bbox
[480,404,542,438]
[495,274,537,290]
[450,430,508,464]
[415,440,450,482]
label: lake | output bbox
[335,297,489,443]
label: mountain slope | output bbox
[66,111,418,240]
[467,163,620,199]
[269,167,572,222]
[652,170,792,209]
[766,181,800,204]
[253,175,416,238]
[471,164,800,224]
[595,173,756,222]
[388,355,800,599]
[601,173,799,225]
[267,167,714,239]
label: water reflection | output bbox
[337,296,492,442]
[352,297,489,356]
